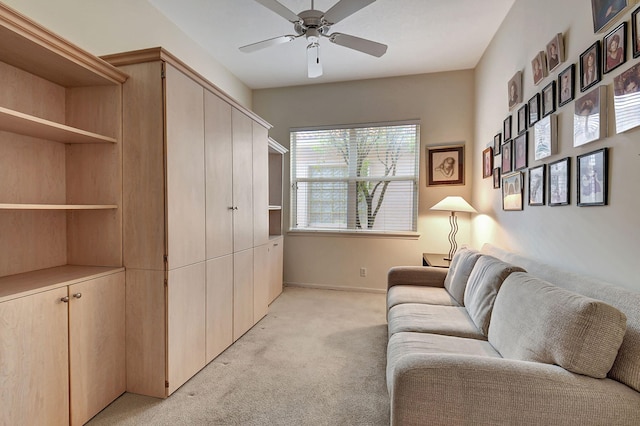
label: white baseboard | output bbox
[284,281,386,294]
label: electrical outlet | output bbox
[360,267,367,277]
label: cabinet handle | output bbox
[73,293,82,299]
[228,206,238,210]
[61,296,69,303]
[273,243,279,246]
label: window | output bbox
[290,122,420,233]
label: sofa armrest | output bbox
[389,354,640,426]
[387,266,448,290]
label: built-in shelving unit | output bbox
[268,137,287,237]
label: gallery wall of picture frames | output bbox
[487,0,640,211]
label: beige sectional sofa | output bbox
[386,244,640,426]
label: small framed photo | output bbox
[493,133,502,154]
[528,93,541,126]
[542,81,556,117]
[633,6,640,57]
[513,133,528,171]
[517,104,528,134]
[502,172,523,211]
[580,42,601,92]
[482,147,494,178]
[531,51,548,85]
[533,114,558,161]
[591,0,629,33]
[493,167,501,189]
[501,140,513,173]
[503,115,512,141]
[427,145,465,186]
[546,33,565,73]
[604,22,627,74]
[613,61,640,133]
[558,64,575,107]
[529,165,546,206]
[549,157,570,206]
[508,71,523,110]
[574,86,607,147]
[577,148,608,206]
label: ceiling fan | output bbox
[239,0,387,78]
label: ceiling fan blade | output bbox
[254,0,302,23]
[322,0,376,25]
[328,33,387,57]
[307,43,322,78]
[239,35,297,53]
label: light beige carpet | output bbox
[88,286,390,425]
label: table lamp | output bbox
[430,196,477,261]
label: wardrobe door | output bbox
[231,108,254,253]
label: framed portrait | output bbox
[427,145,464,186]
[508,71,523,110]
[591,0,629,33]
[542,81,556,117]
[501,140,513,173]
[482,147,494,178]
[546,33,565,73]
[549,157,570,206]
[528,93,541,126]
[502,172,523,211]
[577,148,608,206]
[533,114,558,161]
[493,167,501,189]
[633,5,640,57]
[517,104,528,134]
[513,133,528,171]
[613,61,640,133]
[503,115,512,141]
[580,42,601,92]
[574,86,607,146]
[529,165,546,206]
[493,133,502,155]
[558,64,575,107]
[531,51,548,85]
[604,22,627,74]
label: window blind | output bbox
[290,122,420,233]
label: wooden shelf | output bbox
[0,265,125,303]
[268,205,282,211]
[0,106,118,144]
[0,204,117,210]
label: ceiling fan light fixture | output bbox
[307,43,322,78]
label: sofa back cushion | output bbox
[443,248,481,305]
[489,272,627,378]
[463,255,524,335]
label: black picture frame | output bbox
[549,157,571,206]
[577,147,608,206]
[503,115,512,141]
[633,5,640,58]
[493,133,502,155]
[517,104,528,134]
[528,93,541,126]
[542,81,556,117]
[604,22,627,74]
[591,0,629,33]
[502,171,523,211]
[427,145,465,186]
[501,140,513,173]
[558,64,575,107]
[528,164,546,206]
[580,41,601,92]
[513,133,528,171]
[493,167,501,189]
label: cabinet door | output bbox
[233,248,254,341]
[204,91,234,259]
[165,63,206,269]
[68,272,126,426]
[167,262,206,395]
[253,121,269,247]
[232,108,254,252]
[253,243,270,322]
[269,237,284,303]
[206,255,234,362]
[0,287,69,426]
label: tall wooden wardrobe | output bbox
[102,48,273,398]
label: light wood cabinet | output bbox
[268,236,285,304]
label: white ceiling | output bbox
[149,0,515,89]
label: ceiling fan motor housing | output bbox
[295,9,330,39]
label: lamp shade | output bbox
[430,196,477,213]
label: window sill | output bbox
[287,229,420,240]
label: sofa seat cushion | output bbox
[444,247,482,305]
[463,255,525,336]
[387,303,484,340]
[387,285,460,312]
[489,272,627,379]
[386,331,501,394]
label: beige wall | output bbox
[254,72,475,291]
[2,0,252,107]
[473,0,640,290]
